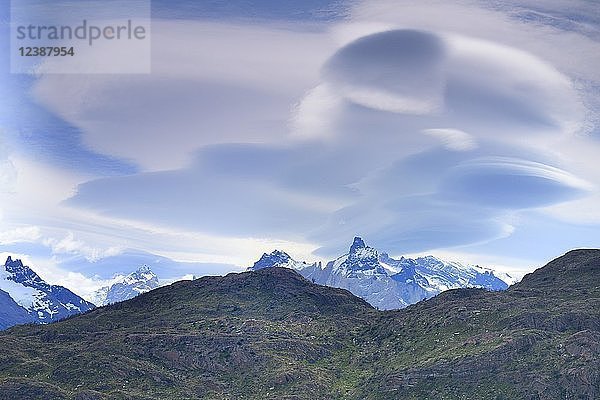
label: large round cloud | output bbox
[317,29,583,142]
[322,29,447,114]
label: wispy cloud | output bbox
[42,232,123,262]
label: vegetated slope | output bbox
[353,249,600,400]
[0,250,598,400]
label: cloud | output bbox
[31,21,336,171]
[309,194,515,256]
[296,28,583,143]
[290,84,343,140]
[0,161,17,192]
[422,128,477,151]
[481,0,600,41]
[7,0,599,269]
[542,195,600,225]
[64,144,347,240]
[322,30,447,114]
[444,33,583,138]
[439,157,593,208]
[0,134,17,194]
[0,226,41,244]
[43,232,123,262]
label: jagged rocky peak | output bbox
[93,265,161,306]
[4,257,44,286]
[4,256,29,272]
[343,237,381,272]
[5,256,23,269]
[252,250,292,270]
[128,265,158,282]
[348,237,376,255]
[137,264,152,273]
[250,250,314,272]
[349,236,366,253]
[4,257,35,281]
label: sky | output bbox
[1,0,599,298]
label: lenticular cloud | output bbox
[322,30,447,114]
[440,157,592,209]
[314,29,582,140]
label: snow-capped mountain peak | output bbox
[250,250,314,271]
[123,265,158,286]
[92,265,160,306]
[332,237,385,276]
[252,250,292,269]
[4,256,45,287]
[0,257,94,329]
[349,236,366,253]
[348,236,378,262]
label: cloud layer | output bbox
[2,0,599,274]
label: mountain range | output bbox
[0,249,597,399]
[250,236,512,309]
[0,257,94,330]
[1,237,512,330]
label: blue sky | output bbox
[1,0,599,298]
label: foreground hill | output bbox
[0,250,598,399]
